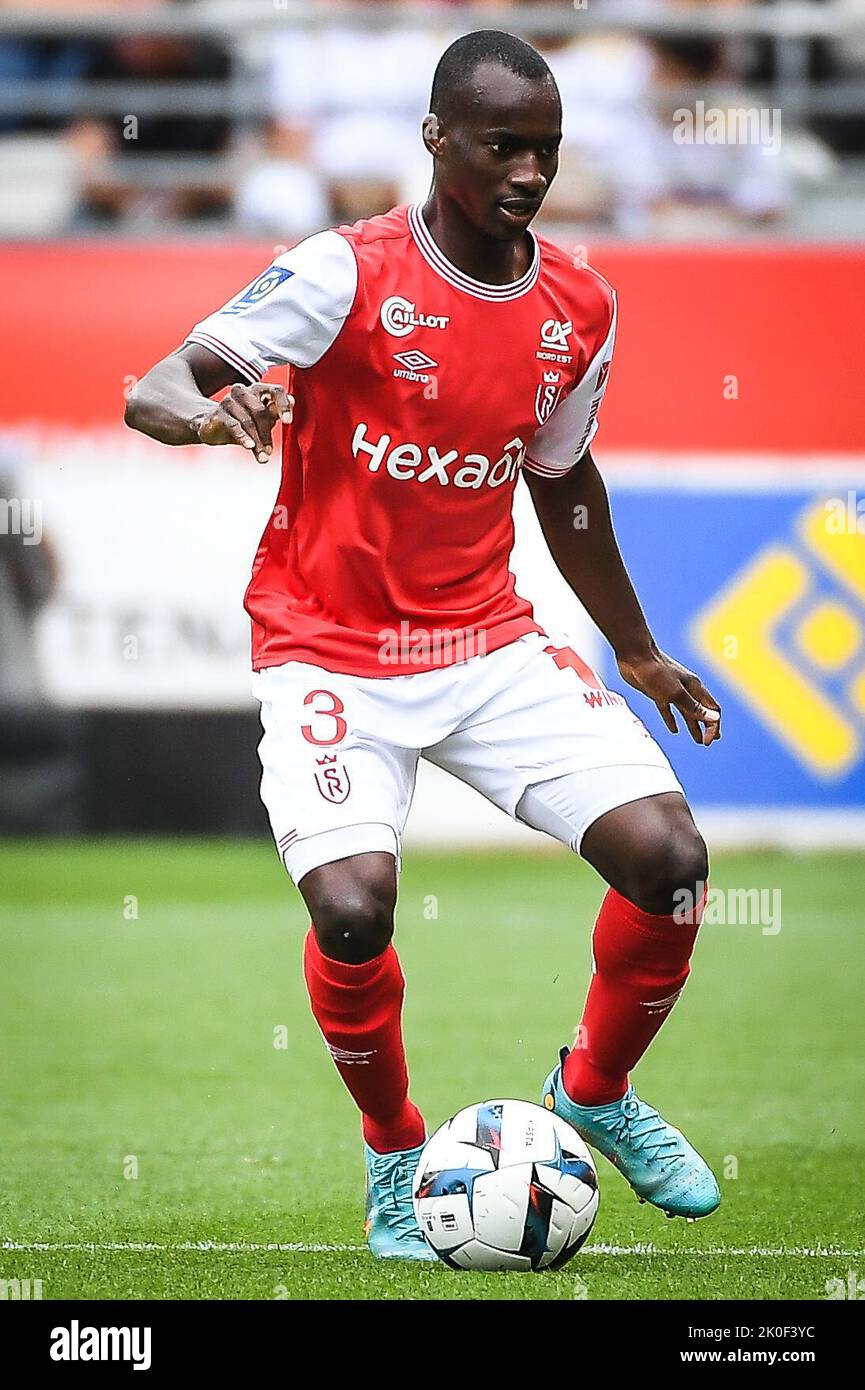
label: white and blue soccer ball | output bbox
[412,1098,599,1271]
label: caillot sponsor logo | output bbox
[351,423,526,489]
[380,295,450,338]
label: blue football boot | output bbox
[542,1048,721,1220]
[363,1141,437,1260]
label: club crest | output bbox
[314,755,351,804]
[535,371,564,426]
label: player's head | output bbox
[423,30,561,241]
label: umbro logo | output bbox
[394,350,438,371]
[392,348,438,384]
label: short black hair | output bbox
[429,30,556,120]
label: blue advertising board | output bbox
[603,485,865,808]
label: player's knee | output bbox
[626,815,709,917]
[308,867,396,963]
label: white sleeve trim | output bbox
[185,228,357,379]
[525,290,617,477]
[185,330,262,385]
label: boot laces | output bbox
[368,1154,419,1242]
[610,1097,684,1167]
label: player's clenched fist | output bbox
[196,383,294,463]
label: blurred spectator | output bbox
[746,0,865,157]
[0,444,81,832]
[0,30,90,137]
[0,448,53,706]
[0,0,234,231]
[641,32,791,235]
[0,0,117,135]
[241,0,447,234]
[516,0,791,234]
[72,1,234,225]
[0,0,108,233]
[0,0,857,236]
[536,27,658,225]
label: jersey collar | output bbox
[408,203,540,302]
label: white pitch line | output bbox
[2,1240,363,1255]
[3,1239,864,1259]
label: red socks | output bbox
[563,886,707,1107]
[304,883,704,1142]
[303,928,426,1154]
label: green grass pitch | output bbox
[1,839,862,1301]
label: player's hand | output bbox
[194,383,294,463]
[617,648,721,746]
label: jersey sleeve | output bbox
[184,228,358,383]
[524,288,617,478]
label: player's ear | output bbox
[422,112,442,156]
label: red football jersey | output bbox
[187,203,616,676]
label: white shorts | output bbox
[252,632,684,885]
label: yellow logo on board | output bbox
[691,498,865,780]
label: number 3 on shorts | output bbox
[301,689,347,747]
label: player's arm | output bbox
[124,344,292,465]
[523,288,720,746]
[524,455,720,745]
[124,229,358,459]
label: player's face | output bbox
[436,64,562,240]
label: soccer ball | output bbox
[412,1098,599,1271]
